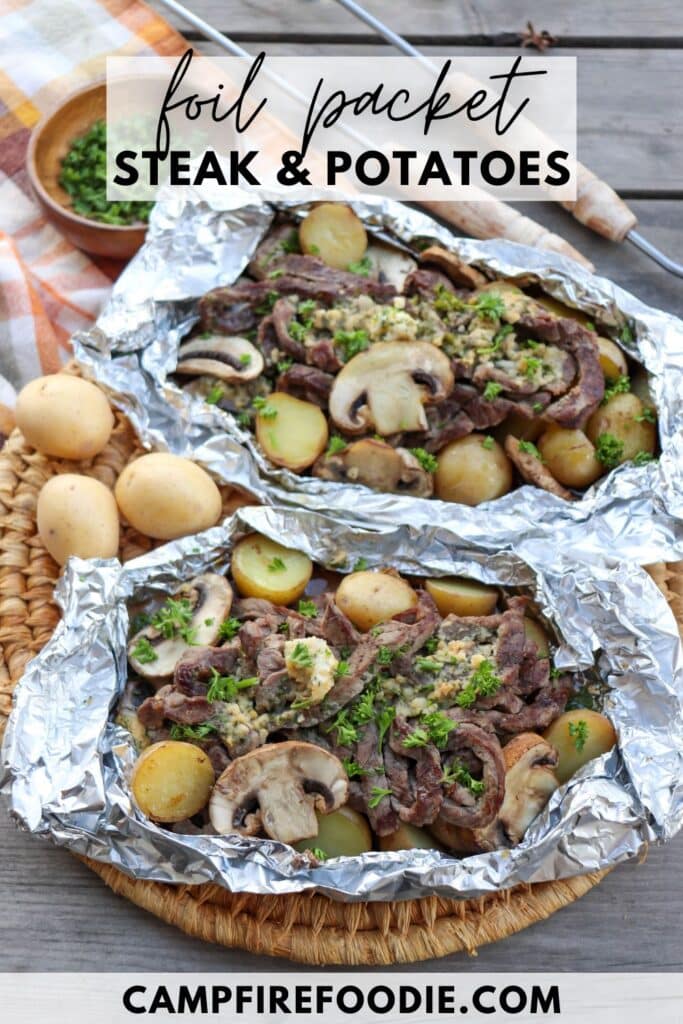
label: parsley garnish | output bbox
[310,847,328,860]
[415,656,441,673]
[635,408,656,424]
[206,669,258,702]
[433,283,466,315]
[205,384,224,405]
[151,597,197,644]
[409,447,438,473]
[423,636,439,654]
[169,722,216,741]
[522,355,542,380]
[342,758,369,779]
[289,641,313,669]
[482,435,494,450]
[421,710,457,749]
[456,659,502,708]
[473,292,505,321]
[217,617,241,641]
[602,375,630,404]
[131,636,158,664]
[252,396,278,419]
[276,357,293,374]
[288,320,309,342]
[255,290,279,315]
[518,440,543,461]
[267,556,287,572]
[568,719,589,752]
[326,709,359,747]
[335,660,350,677]
[280,230,300,254]
[327,435,348,455]
[441,760,485,795]
[483,381,503,401]
[633,450,655,466]
[298,299,316,317]
[297,599,318,618]
[353,557,368,572]
[368,786,393,809]
[403,727,429,749]
[620,325,634,345]
[376,646,395,666]
[347,255,372,276]
[334,329,370,361]
[594,432,624,469]
[532,401,545,413]
[267,268,285,279]
[376,706,396,752]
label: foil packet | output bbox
[72,189,683,564]
[2,505,683,901]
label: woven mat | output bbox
[2,405,681,964]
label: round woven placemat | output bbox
[1,399,680,964]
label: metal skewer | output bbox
[334,0,683,278]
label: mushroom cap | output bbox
[209,741,348,845]
[313,438,433,497]
[177,335,264,381]
[128,573,233,682]
[418,246,487,289]
[328,341,453,436]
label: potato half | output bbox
[231,533,313,605]
[425,576,498,618]
[543,709,617,784]
[335,569,417,632]
[299,203,367,270]
[378,823,441,852]
[131,741,215,822]
[597,337,628,381]
[295,806,373,858]
[256,392,328,471]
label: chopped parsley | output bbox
[423,636,439,654]
[206,669,257,702]
[353,557,368,572]
[267,556,287,572]
[205,384,224,405]
[455,659,502,708]
[602,375,630,404]
[335,660,350,677]
[594,432,624,469]
[334,328,370,361]
[151,597,197,644]
[414,656,442,673]
[297,599,318,618]
[433,283,466,315]
[421,710,457,749]
[169,722,216,741]
[308,243,320,255]
[280,230,300,254]
[347,255,372,276]
[310,847,327,861]
[267,268,285,279]
[298,299,316,317]
[217,617,241,641]
[568,719,589,752]
[131,636,158,664]
[522,337,540,350]
[441,760,485,795]
[289,641,313,669]
[376,646,395,666]
[482,435,494,450]
[327,435,348,456]
[368,786,393,809]
[252,396,278,419]
[376,705,396,752]
[352,687,377,726]
[518,440,543,461]
[633,450,655,466]
[342,758,369,779]
[532,401,545,413]
[276,357,293,374]
[288,320,309,342]
[483,381,504,401]
[635,408,656,424]
[620,325,634,345]
[326,709,358,746]
[403,727,430,749]
[239,353,251,366]
[254,290,279,315]
[410,447,438,473]
[473,292,505,321]
[522,356,542,380]
[236,410,251,428]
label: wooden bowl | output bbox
[26,81,148,260]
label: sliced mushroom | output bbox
[209,740,348,845]
[313,438,433,497]
[418,246,488,289]
[329,341,453,436]
[504,435,576,502]
[432,733,559,853]
[365,243,417,290]
[177,335,264,381]
[128,573,233,681]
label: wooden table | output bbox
[3,0,683,972]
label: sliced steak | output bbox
[505,435,575,501]
[276,364,335,407]
[439,722,506,828]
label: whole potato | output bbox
[425,576,498,617]
[37,473,119,565]
[335,570,417,632]
[596,337,628,381]
[538,427,603,489]
[295,806,373,858]
[543,709,616,785]
[586,393,657,465]
[435,435,513,506]
[16,374,114,460]
[131,741,215,822]
[299,203,367,270]
[115,453,222,540]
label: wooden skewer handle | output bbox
[561,166,638,242]
[418,198,594,272]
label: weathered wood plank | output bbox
[149,0,683,42]
[1,813,682,970]
[185,44,682,193]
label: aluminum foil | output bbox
[3,505,683,901]
[72,188,683,563]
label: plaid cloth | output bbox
[0,0,186,411]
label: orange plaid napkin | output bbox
[0,0,186,413]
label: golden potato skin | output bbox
[256,392,328,471]
[435,435,513,506]
[596,337,628,381]
[495,410,543,444]
[378,823,441,852]
[231,533,312,605]
[425,577,498,618]
[299,203,367,270]
[586,393,657,464]
[524,618,550,658]
[115,453,222,540]
[131,741,215,823]
[295,806,373,857]
[335,570,417,632]
[538,428,604,489]
[37,474,119,565]
[543,709,617,785]
[16,374,114,460]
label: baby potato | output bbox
[115,453,222,540]
[534,294,593,327]
[543,709,617,785]
[495,410,544,444]
[538,427,604,489]
[231,533,312,605]
[37,474,119,565]
[256,392,328,471]
[16,374,114,460]
[425,576,498,618]
[131,741,215,823]
[295,806,373,858]
[335,569,417,632]
[524,618,550,658]
[434,435,513,506]
[586,393,657,464]
[378,822,442,852]
[299,202,367,270]
[597,337,628,381]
